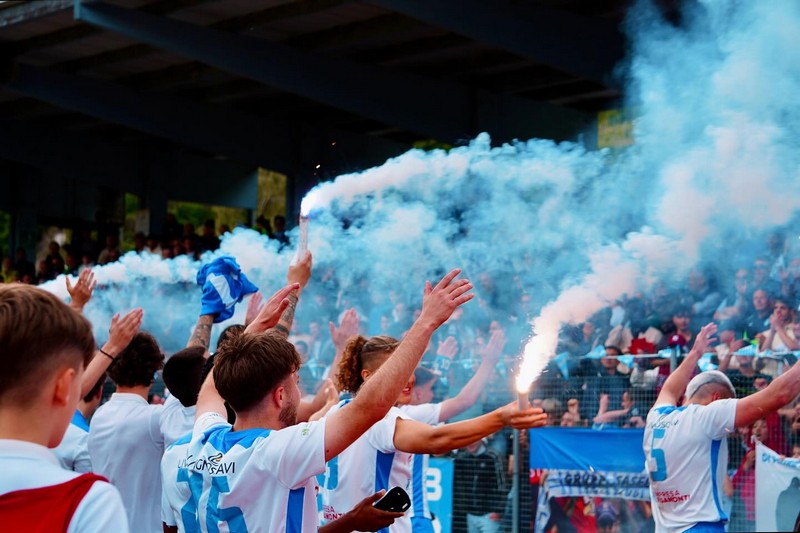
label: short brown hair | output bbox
[213,331,301,413]
[108,332,164,388]
[0,284,95,406]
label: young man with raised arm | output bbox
[644,322,800,532]
[161,269,475,532]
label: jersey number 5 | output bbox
[650,428,668,482]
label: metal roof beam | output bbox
[366,0,625,89]
[74,0,590,142]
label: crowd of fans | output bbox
[2,213,800,532]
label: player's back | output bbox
[159,394,196,447]
[320,402,414,533]
[89,393,164,533]
[643,399,737,532]
[161,412,325,533]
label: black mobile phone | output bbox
[373,487,411,513]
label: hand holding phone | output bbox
[372,487,411,513]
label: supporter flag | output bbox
[553,352,570,378]
[697,353,717,372]
[755,443,800,531]
[196,256,259,322]
[584,345,607,359]
[735,344,758,356]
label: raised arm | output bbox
[654,323,717,407]
[393,401,547,455]
[66,268,96,313]
[196,284,296,419]
[323,269,474,461]
[324,308,360,381]
[271,251,312,339]
[735,360,800,428]
[438,328,505,422]
[81,308,142,397]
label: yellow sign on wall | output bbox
[597,109,634,148]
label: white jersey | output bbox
[643,399,737,532]
[0,439,129,533]
[160,394,196,447]
[399,403,442,521]
[161,411,326,533]
[320,402,414,533]
[89,393,164,533]
[53,410,92,473]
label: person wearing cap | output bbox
[643,322,800,532]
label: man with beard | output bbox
[161,269,475,532]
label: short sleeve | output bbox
[400,403,442,425]
[694,399,738,440]
[366,407,410,454]
[251,420,326,489]
[69,482,130,533]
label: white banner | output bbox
[755,442,800,531]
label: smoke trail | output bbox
[40,0,800,378]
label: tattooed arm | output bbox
[187,314,214,353]
[271,251,312,339]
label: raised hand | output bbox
[329,308,360,352]
[244,283,300,334]
[691,323,718,355]
[436,336,458,360]
[105,308,144,355]
[245,292,263,327]
[66,269,96,312]
[287,250,312,290]
[499,401,549,430]
[479,328,506,363]
[418,269,474,330]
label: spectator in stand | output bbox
[580,346,630,422]
[752,257,781,297]
[255,215,273,238]
[758,295,799,353]
[45,241,65,279]
[593,389,645,429]
[1,257,17,283]
[741,287,773,342]
[35,259,51,285]
[198,219,220,253]
[714,267,752,333]
[655,307,697,391]
[719,352,769,398]
[13,247,34,280]
[132,233,146,254]
[452,438,507,533]
[605,297,664,355]
[272,215,290,246]
[144,234,161,255]
[686,269,722,327]
[97,235,120,265]
[162,213,182,241]
[0,284,129,532]
[731,418,782,531]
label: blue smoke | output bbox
[41,0,800,361]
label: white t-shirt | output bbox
[88,393,164,533]
[0,439,128,533]
[320,403,414,533]
[161,411,326,532]
[399,403,442,521]
[643,399,737,532]
[159,394,196,447]
[53,410,92,473]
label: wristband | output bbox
[99,348,115,361]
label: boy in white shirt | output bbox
[89,331,165,533]
[0,284,128,532]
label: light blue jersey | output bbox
[398,403,442,526]
[162,412,326,533]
